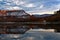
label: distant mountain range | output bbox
[32,14,53,17]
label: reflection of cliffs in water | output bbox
[31,10,60,32]
[0,10,60,34]
[31,24,60,29]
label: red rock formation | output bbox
[0,10,7,16]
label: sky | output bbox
[0,0,60,15]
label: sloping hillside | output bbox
[44,10,60,22]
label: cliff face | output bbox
[40,10,60,22]
[0,10,33,22]
[0,10,60,22]
[31,10,60,22]
[55,10,60,15]
[0,10,30,16]
[0,10,7,16]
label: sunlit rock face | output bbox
[0,10,30,34]
[7,10,29,16]
[6,10,30,18]
[0,10,30,16]
[0,10,7,16]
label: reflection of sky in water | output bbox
[0,29,60,40]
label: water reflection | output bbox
[0,29,60,40]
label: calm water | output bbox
[0,29,60,40]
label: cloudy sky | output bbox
[0,0,60,15]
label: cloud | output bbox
[11,7,22,10]
[27,10,54,15]
[19,1,25,5]
[39,5,44,9]
[13,1,25,5]
[5,6,23,10]
[24,3,35,7]
[0,0,60,15]
[6,3,11,5]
